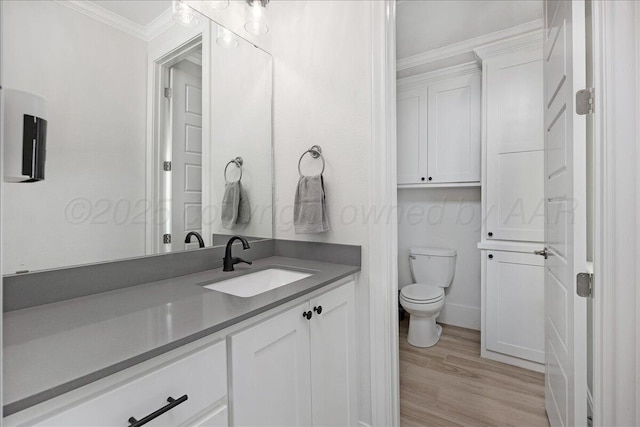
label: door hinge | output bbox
[163,161,172,171]
[576,88,595,115]
[577,272,593,297]
[164,87,172,99]
[163,233,172,244]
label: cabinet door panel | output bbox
[309,282,357,427]
[486,150,545,241]
[229,303,312,427]
[427,73,481,183]
[485,251,545,363]
[397,88,428,184]
[485,48,545,242]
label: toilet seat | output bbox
[400,284,444,303]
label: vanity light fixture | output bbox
[207,0,229,9]
[172,0,199,28]
[244,0,270,35]
[217,26,239,49]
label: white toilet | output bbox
[400,247,457,347]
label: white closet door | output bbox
[170,62,203,250]
[396,88,428,184]
[309,282,357,427]
[229,303,312,427]
[427,73,481,183]
[485,48,545,242]
[485,251,545,363]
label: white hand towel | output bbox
[294,175,329,234]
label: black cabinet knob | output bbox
[488,232,493,237]
[488,254,494,259]
[421,177,425,181]
[302,311,312,320]
[428,177,433,181]
[313,306,323,315]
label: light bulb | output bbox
[217,26,239,49]
[244,0,269,35]
[172,0,199,28]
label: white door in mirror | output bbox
[203,268,312,297]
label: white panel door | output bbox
[396,88,428,184]
[485,47,545,242]
[309,282,358,427]
[229,303,312,427]
[543,0,588,426]
[485,251,545,363]
[170,62,203,251]
[427,73,481,183]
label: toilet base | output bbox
[407,314,442,348]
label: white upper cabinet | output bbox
[427,74,481,184]
[397,67,481,186]
[480,45,545,242]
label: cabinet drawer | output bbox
[33,340,227,426]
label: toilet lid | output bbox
[401,284,444,302]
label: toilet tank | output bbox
[409,247,457,288]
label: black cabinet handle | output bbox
[488,232,493,237]
[303,311,312,320]
[421,177,425,181]
[488,254,494,259]
[313,306,323,315]
[128,395,188,427]
[428,177,433,181]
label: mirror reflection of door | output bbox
[167,49,203,251]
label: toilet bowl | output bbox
[400,247,456,348]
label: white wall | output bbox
[398,188,481,330]
[1,1,147,273]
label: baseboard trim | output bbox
[438,302,481,330]
[481,348,545,373]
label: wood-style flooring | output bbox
[399,319,549,427]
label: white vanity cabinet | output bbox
[397,68,481,186]
[11,340,229,427]
[229,281,357,427]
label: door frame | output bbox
[145,22,211,254]
[370,1,400,426]
[591,1,640,425]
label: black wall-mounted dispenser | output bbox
[3,89,48,182]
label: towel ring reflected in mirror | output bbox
[298,145,325,177]
[224,157,243,183]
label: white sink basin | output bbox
[203,268,313,297]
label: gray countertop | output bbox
[3,256,360,415]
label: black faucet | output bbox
[223,236,253,272]
[185,231,205,248]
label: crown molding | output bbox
[396,18,543,71]
[397,61,480,90]
[472,30,543,60]
[54,0,174,42]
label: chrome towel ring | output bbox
[224,157,243,182]
[298,145,325,177]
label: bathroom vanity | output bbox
[3,243,361,426]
